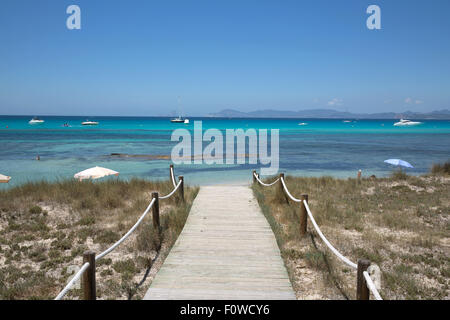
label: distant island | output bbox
[208,108,450,119]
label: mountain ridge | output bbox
[208,108,450,119]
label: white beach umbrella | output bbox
[0,174,11,183]
[74,166,119,181]
[384,159,414,169]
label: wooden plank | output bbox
[144,185,296,300]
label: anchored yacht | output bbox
[394,119,423,126]
[29,117,44,124]
[82,120,99,126]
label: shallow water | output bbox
[0,116,449,188]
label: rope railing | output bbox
[302,200,357,269]
[255,170,383,300]
[96,198,156,261]
[169,164,177,188]
[159,179,182,199]
[55,262,90,300]
[280,176,302,203]
[55,198,156,300]
[364,271,383,300]
[253,172,280,187]
[54,165,185,300]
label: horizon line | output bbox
[1,114,450,120]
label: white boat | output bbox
[171,116,188,123]
[29,117,44,124]
[184,119,190,124]
[298,122,308,126]
[82,120,99,126]
[394,119,422,126]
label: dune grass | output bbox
[431,161,450,175]
[253,168,449,300]
[0,178,198,300]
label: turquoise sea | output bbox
[1,116,449,188]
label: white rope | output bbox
[159,180,182,199]
[54,262,90,300]
[280,177,302,202]
[363,271,383,300]
[275,174,380,298]
[55,168,180,300]
[253,172,279,187]
[303,200,358,269]
[55,198,155,299]
[95,198,156,261]
[170,166,177,188]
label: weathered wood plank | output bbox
[144,185,296,300]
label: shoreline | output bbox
[0,168,436,189]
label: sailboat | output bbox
[170,97,189,123]
[170,116,186,123]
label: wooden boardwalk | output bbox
[144,185,296,300]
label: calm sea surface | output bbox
[1,116,449,188]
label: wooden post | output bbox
[252,170,257,184]
[82,251,96,300]
[279,173,289,203]
[357,259,371,300]
[178,176,184,202]
[300,194,308,236]
[152,192,160,229]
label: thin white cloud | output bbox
[405,97,423,105]
[328,98,343,106]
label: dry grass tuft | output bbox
[0,178,198,300]
[431,161,450,175]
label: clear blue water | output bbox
[1,116,449,188]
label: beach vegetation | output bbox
[390,169,409,180]
[431,161,450,175]
[0,178,198,300]
[253,169,449,300]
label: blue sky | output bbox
[0,0,449,116]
